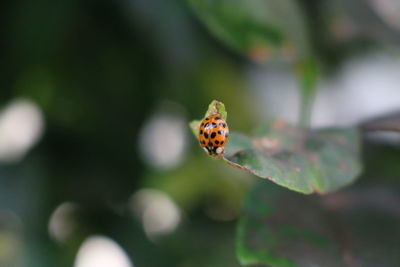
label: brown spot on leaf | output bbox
[248,44,271,63]
[272,119,288,130]
[253,137,280,152]
[339,161,347,169]
[311,184,325,195]
[307,153,319,163]
[282,41,296,59]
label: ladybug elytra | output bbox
[198,114,229,155]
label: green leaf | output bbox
[190,101,362,194]
[186,0,310,63]
[237,182,400,266]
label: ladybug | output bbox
[198,114,229,155]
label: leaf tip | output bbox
[206,100,228,120]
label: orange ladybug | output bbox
[198,114,229,155]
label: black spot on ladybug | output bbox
[218,130,222,135]
[205,123,209,127]
[202,140,206,145]
[221,141,224,145]
[211,132,216,139]
[200,130,203,134]
[205,117,209,120]
[215,117,221,120]
[204,132,209,138]
[208,142,212,146]
[212,122,217,128]
[222,123,227,128]
[215,140,220,144]
[201,123,204,126]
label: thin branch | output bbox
[362,125,400,133]
[360,111,400,133]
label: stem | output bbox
[296,58,319,128]
[360,111,400,132]
[363,125,400,132]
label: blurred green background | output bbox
[1,0,400,266]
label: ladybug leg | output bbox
[215,147,224,155]
[204,146,212,155]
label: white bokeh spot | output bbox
[48,202,79,243]
[74,235,133,267]
[0,98,44,162]
[130,189,181,240]
[139,109,186,169]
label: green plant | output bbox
[187,0,400,266]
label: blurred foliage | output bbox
[0,0,399,267]
[237,181,400,267]
[186,0,310,63]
